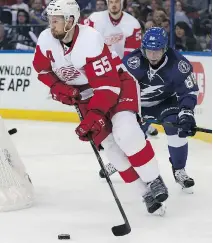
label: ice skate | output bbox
[147,125,158,136]
[143,191,166,216]
[147,176,168,202]
[99,163,117,178]
[173,168,194,193]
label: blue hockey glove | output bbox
[177,109,196,138]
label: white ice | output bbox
[1,119,212,243]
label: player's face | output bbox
[49,15,67,40]
[145,49,164,65]
[108,0,122,15]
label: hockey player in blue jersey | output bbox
[100,27,198,193]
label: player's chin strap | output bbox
[62,24,73,42]
[62,16,76,42]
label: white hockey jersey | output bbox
[33,24,121,114]
[84,11,142,59]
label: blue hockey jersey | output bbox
[122,48,199,110]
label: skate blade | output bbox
[182,187,194,194]
[155,203,167,217]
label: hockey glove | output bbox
[75,110,107,141]
[51,81,81,105]
[177,109,196,138]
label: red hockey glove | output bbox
[75,110,107,141]
[51,81,81,105]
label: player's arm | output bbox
[122,51,142,81]
[75,37,121,141]
[33,44,59,87]
[85,43,121,114]
[174,63,199,110]
[33,36,80,105]
[174,61,199,137]
[124,20,141,56]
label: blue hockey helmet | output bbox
[141,27,168,52]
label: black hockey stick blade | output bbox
[8,128,17,135]
[112,223,131,236]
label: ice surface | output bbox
[1,119,212,243]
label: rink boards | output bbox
[0,52,211,143]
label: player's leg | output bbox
[101,134,165,214]
[98,122,157,178]
[98,122,158,178]
[111,74,168,203]
[78,101,163,213]
[163,114,195,189]
[111,111,168,203]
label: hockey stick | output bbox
[143,119,212,134]
[8,128,17,135]
[75,105,131,237]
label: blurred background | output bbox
[0,0,211,51]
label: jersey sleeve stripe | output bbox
[124,48,135,52]
[94,86,120,95]
[188,91,199,96]
[39,70,52,74]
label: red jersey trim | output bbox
[63,25,80,56]
[109,12,123,26]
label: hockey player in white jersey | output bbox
[33,0,168,214]
[84,0,141,59]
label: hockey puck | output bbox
[58,234,70,240]
[8,128,17,135]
